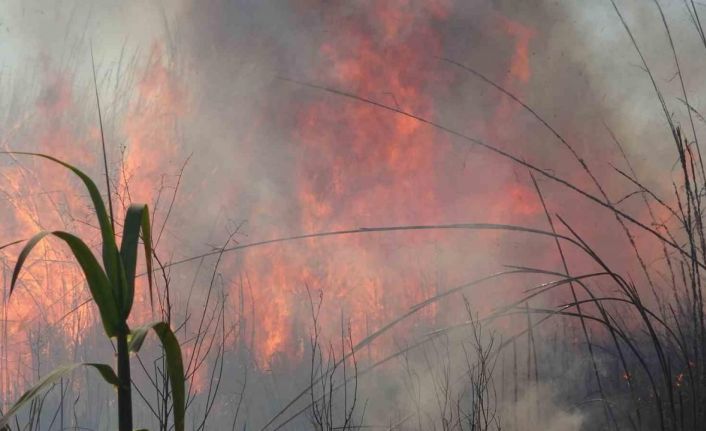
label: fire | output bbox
[0,43,185,403]
[0,67,98,401]
[497,15,535,84]
[233,1,450,365]
[119,43,186,209]
[235,3,542,366]
[0,1,545,393]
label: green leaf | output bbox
[10,231,50,295]
[4,152,124,303]
[0,363,117,429]
[119,204,154,317]
[128,322,185,431]
[10,231,122,337]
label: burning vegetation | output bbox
[1,0,706,430]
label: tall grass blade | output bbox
[10,231,121,336]
[0,363,118,429]
[128,322,185,431]
[2,152,125,304]
[120,204,154,316]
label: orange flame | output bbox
[236,3,540,366]
[0,42,186,403]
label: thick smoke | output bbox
[1,0,703,429]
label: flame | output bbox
[233,1,451,365]
[0,2,544,394]
[497,15,535,84]
[119,43,185,208]
[0,43,186,403]
[235,3,541,366]
[0,67,98,401]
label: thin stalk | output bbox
[116,332,133,431]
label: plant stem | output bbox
[116,333,133,431]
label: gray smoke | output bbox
[0,0,703,429]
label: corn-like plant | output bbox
[0,153,185,431]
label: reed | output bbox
[0,154,185,431]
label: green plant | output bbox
[0,153,185,431]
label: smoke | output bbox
[1,0,704,428]
[501,383,584,431]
